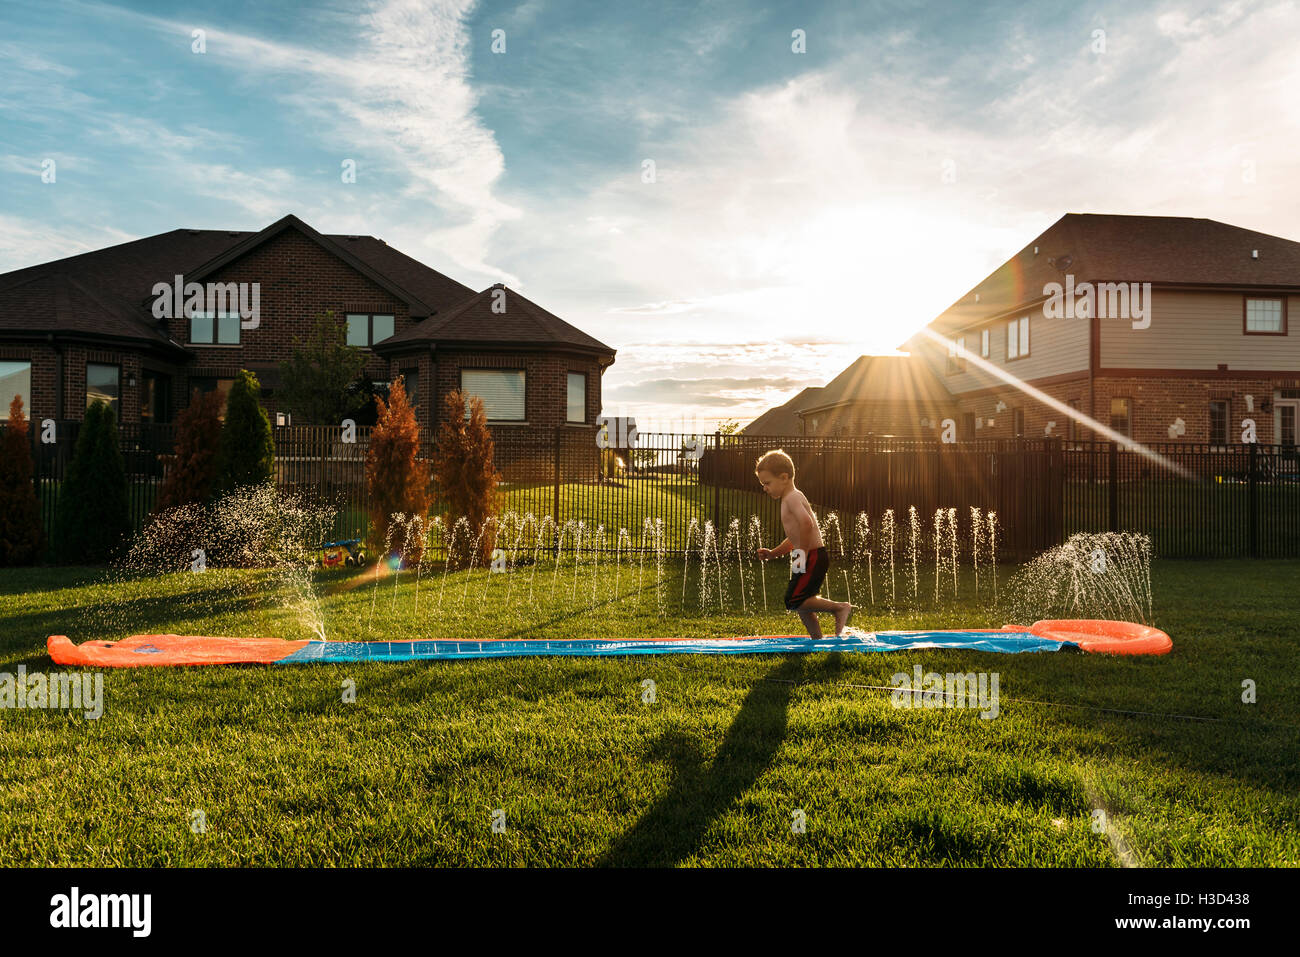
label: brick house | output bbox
[0,214,615,438]
[752,214,1300,447]
[767,356,954,438]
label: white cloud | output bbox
[489,0,1300,425]
[0,215,133,273]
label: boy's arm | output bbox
[767,537,793,557]
[759,497,797,558]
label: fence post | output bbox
[1108,440,1118,533]
[1049,436,1064,548]
[1248,441,1258,557]
[553,426,562,527]
[712,431,721,532]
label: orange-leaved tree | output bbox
[365,375,430,563]
[432,389,501,568]
[0,395,43,565]
[155,389,224,512]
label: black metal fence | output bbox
[9,419,1299,560]
[1062,440,1300,558]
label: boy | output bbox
[754,449,853,638]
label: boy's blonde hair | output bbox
[755,448,795,479]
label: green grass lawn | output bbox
[0,557,1296,866]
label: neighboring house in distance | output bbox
[901,214,1300,447]
[741,386,823,435]
[740,358,954,440]
[793,355,955,438]
[0,214,615,437]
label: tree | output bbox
[54,401,131,564]
[365,375,431,563]
[0,395,43,565]
[155,389,224,511]
[213,370,274,496]
[277,312,369,425]
[346,373,380,427]
[718,418,741,435]
[431,388,501,567]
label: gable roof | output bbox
[0,216,476,350]
[904,213,1300,347]
[376,283,615,358]
[797,355,953,414]
[182,214,452,318]
[741,386,823,435]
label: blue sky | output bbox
[3,0,1299,427]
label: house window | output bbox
[0,360,32,415]
[1244,297,1285,334]
[400,369,418,409]
[980,328,990,358]
[192,377,237,417]
[567,372,586,423]
[346,313,396,347]
[1209,400,1229,445]
[86,363,120,416]
[1012,407,1025,437]
[946,336,967,375]
[1110,397,1132,437]
[189,310,240,345]
[962,412,975,438]
[461,369,525,421]
[1007,316,1030,360]
[1067,398,1081,440]
[140,371,171,424]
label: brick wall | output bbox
[955,378,1088,440]
[164,228,412,418]
[1091,375,1299,444]
[951,374,1300,444]
[429,349,604,434]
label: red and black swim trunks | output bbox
[784,546,830,609]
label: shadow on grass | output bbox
[598,652,845,867]
[0,566,107,597]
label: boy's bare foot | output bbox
[834,602,854,636]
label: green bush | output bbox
[213,370,274,496]
[54,401,131,564]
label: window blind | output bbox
[462,369,525,420]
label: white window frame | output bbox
[1244,297,1284,334]
[1007,316,1030,360]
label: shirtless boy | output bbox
[753,449,853,638]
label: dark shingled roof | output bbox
[0,270,185,350]
[0,216,607,355]
[376,283,614,357]
[904,213,1300,346]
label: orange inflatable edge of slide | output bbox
[46,634,311,667]
[1002,619,1173,655]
